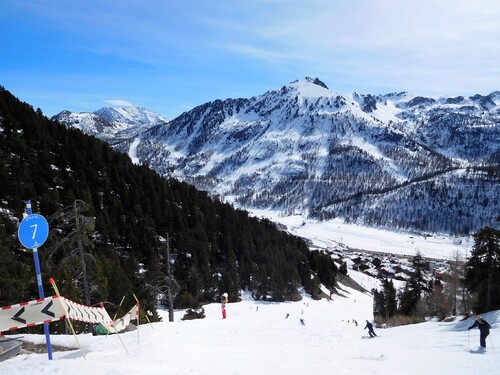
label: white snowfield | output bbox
[251,211,470,260]
[2,277,498,375]
[1,212,493,374]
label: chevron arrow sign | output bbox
[1,296,64,332]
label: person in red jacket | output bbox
[221,293,228,319]
[468,315,491,348]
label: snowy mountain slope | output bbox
[2,286,499,375]
[52,104,168,144]
[131,79,452,191]
[54,78,500,235]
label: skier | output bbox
[300,318,305,326]
[221,293,228,319]
[364,320,377,337]
[468,315,491,349]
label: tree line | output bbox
[0,87,337,329]
[372,223,500,325]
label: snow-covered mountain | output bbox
[52,104,168,145]
[54,78,500,235]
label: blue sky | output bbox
[1,0,499,119]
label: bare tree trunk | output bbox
[462,287,469,316]
[75,200,91,307]
[166,234,174,322]
[75,201,93,334]
[487,266,493,312]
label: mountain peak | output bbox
[289,77,329,89]
[286,77,333,99]
[93,104,168,126]
[304,77,329,89]
[54,79,499,236]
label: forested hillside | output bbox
[0,87,337,319]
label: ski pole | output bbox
[489,334,494,351]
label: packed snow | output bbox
[2,275,498,374]
[1,210,492,374]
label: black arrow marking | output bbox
[12,307,27,324]
[66,303,72,316]
[76,306,84,317]
[41,300,55,317]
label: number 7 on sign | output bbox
[30,224,38,239]
[18,214,49,250]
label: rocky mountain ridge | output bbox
[53,104,168,145]
[52,78,500,235]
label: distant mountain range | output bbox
[52,77,500,235]
[53,104,168,145]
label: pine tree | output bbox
[0,87,321,311]
[464,227,500,313]
[46,200,96,306]
[397,251,427,317]
[372,278,397,320]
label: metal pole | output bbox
[132,293,143,345]
[133,293,153,328]
[49,278,86,359]
[106,295,126,338]
[26,200,53,360]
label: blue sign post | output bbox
[18,200,53,360]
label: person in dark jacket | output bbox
[468,315,491,348]
[364,320,377,337]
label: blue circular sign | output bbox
[18,214,49,249]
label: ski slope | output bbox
[2,277,498,375]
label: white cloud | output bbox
[4,0,499,116]
[103,100,133,107]
[205,0,500,95]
